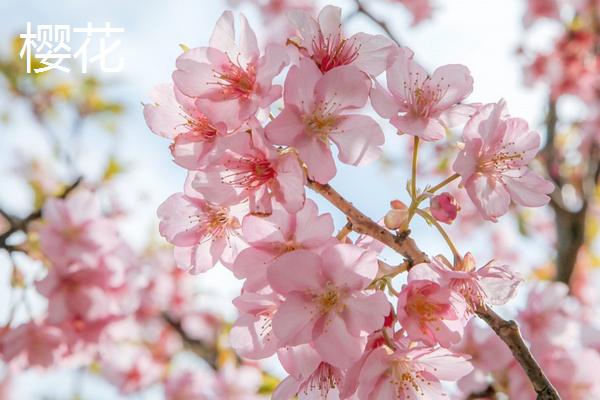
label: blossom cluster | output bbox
[147,5,554,398]
[0,188,269,398]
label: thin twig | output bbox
[353,0,403,46]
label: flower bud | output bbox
[430,192,460,224]
[384,200,408,230]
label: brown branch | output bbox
[476,306,559,399]
[353,0,403,46]
[307,179,560,400]
[466,385,496,400]
[0,177,82,251]
[162,313,219,370]
[307,179,427,267]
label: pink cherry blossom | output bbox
[266,58,384,183]
[371,47,474,141]
[164,370,208,400]
[287,5,395,75]
[233,198,335,291]
[452,320,513,395]
[356,338,473,399]
[190,129,306,215]
[236,0,314,21]
[392,0,433,26]
[383,199,409,230]
[39,189,119,266]
[396,277,467,348]
[100,345,164,394]
[157,183,246,273]
[172,11,289,127]
[211,362,264,400]
[267,244,390,368]
[524,0,560,26]
[273,343,345,400]
[517,282,582,349]
[410,253,522,313]
[35,255,126,325]
[430,192,460,224]
[453,100,554,221]
[230,290,282,359]
[144,83,234,170]
[0,322,66,368]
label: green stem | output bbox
[415,208,461,260]
[425,173,460,197]
[411,137,420,199]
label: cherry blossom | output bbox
[287,5,395,75]
[430,192,460,224]
[410,253,522,312]
[452,320,514,396]
[35,255,126,325]
[190,129,306,215]
[273,343,345,400]
[524,0,560,26]
[172,11,289,127]
[267,244,391,368]
[356,337,473,399]
[157,184,247,273]
[266,58,384,183]
[230,290,282,359]
[397,277,467,348]
[232,199,335,291]
[371,47,474,141]
[144,83,234,170]
[453,100,554,221]
[0,322,66,368]
[39,189,119,266]
[392,0,433,26]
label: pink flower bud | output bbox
[430,192,460,224]
[384,200,408,230]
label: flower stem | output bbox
[425,173,460,197]
[411,137,420,199]
[415,208,461,261]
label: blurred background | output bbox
[0,0,598,399]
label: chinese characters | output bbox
[19,22,125,73]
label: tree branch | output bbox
[475,306,559,399]
[307,178,560,400]
[353,0,403,46]
[162,313,219,370]
[307,179,427,267]
[0,177,82,251]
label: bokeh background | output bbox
[0,0,591,398]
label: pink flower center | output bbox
[478,145,525,175]
[192,206,238,240]
[276,239,302,253]
[222,156,277,189]
[402,73,449,117]
[213,60,257,99]
[314,282,345,314]
[300,362,340,398]
[311,32,360,73]
[451,279,485,312]
[390,360,428,397]
[184,113,218,142]
[407,292,448,323]
[304,103,340,142]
